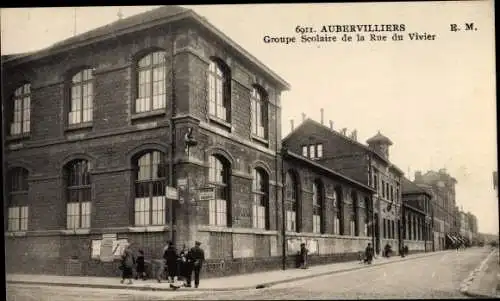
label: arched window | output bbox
[250,86,268,139]
[134,151,167,226]
[252,168,269,229]
[69,69,93,125]
[334,186,343,235]
[7,167,29,231]
[65,160,92,229]
[312,180,323,234]
[351,191,358,236]
[208,155,230,226]
[285,172,298,232]
[207,59,230,122]
[10,83,31,135]
[135,51,168,113]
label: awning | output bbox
[446,234,458,244]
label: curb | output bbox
[459,250,498,298]
[6,251,450,292]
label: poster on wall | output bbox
[91,240,101,260]
[307,239,319,255]
[112,239,129,259]
[99,237,115,262]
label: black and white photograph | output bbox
[1,2,497,300]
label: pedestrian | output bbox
[364,243,374,264]
[120,243,135,284]
[164,241,178,284]
[404,245,409,256]
[299,243,309,269]
[177,244,190,286]
[384,243,392,258]
[188,241,205,288]
[157,241,170,283]
[135,249,146,280]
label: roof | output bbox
[401,177,432,197]
[366,131,393,145]
[283,118,404,175]
[282,149,376,193]
[2,6,290,90]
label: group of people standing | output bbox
[161,241,205,288]
[118,240,205,288]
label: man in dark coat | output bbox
[163,241,178,284]
[187,241,205,288]
[364,243,374,264]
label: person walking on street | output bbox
[157,241,170,283]
[120,243,135,284]
[364,243,374,264]
[299,243,309,269]
[135,249,146,280]
[188,241,205,288]
[164,241,178,284]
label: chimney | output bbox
[290,119,295,131]
[329,120,334,130]
[341,128,347,135]
[350,129,357,141]
[415,171,422,182]
[301,113,306,122]
[320,108,324,125]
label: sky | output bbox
[1,2,497,234]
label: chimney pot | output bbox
[329,120,333,130]
[301,113,306,122]
[320,108,324,125]
[290,119,295,131]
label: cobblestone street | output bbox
[7,248,490,300]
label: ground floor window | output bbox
[286,210,296,232]
[67,202,91,229]
[333,216,340,234]
[8,206,28,231]
[209,199,227,226]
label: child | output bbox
[135,250,146,280]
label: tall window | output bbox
[136,51,167,113]
[69,69,93,124]
[364,198,370,236]
[7,167,29,231]
[302,146,308,157]
[134,151,167,226]
[312,180,323,234]
[209,155,230,226]
[252,168,268,229]
[351,191,358,236]
[335,187,343,235]
[250,86,268,139]
[285,172,298,232]
[65,160,92,229]
[383,219,387,238]
[208,59,230,122]
[10,83,31,135]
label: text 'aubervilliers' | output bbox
[263,24,437,44]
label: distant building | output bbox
[414,169,457,250]
[401,177,433,252]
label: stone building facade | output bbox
[3,6,292,277]
[401,177,433,253]
[413,169,457,250]
[282,119,404,256]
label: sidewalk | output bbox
[463,249,500,298]
[7,250,449,292]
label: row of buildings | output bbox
[2,6,479,278]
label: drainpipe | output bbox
[274,95,283,270]
[281,148,287,270]
[368,154,375,249]
[168,25,176,243]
